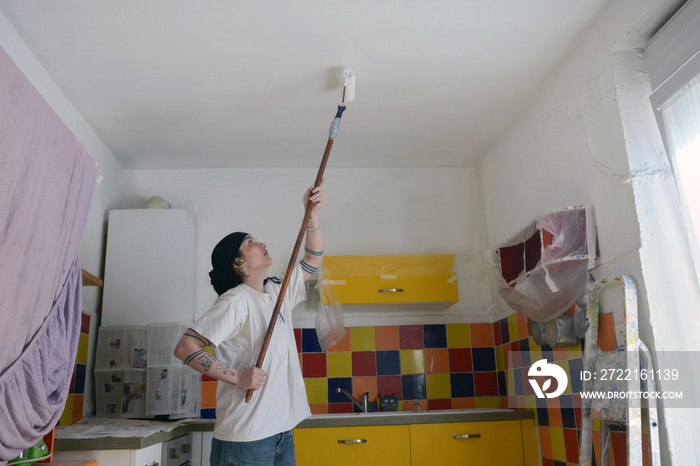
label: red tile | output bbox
[448,348,472,372]
[427,399,451,410]
[399,325,424,349]
[352,351,377,376]
[493,322,502,346]
[202,375,218,382]
[542,459,554,466]
[611,432,627,466]
[328,402,353,414]
[563,428,579,463]
[377,375,402,400]
[302,353,326,378]
[80,313,90,334]
[474,372,499,397]
[294,328,302,353]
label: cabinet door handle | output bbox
[337,438,368,444]
[452,433,481,439]
[378,288,404,293]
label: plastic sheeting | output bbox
[490,205,597,322]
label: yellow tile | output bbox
[549,427,567,462]
[446,324,471,348]
[529,339,542,364]
[426,373,451,399]
[507,369,516,396]
[567,343,582,357]
[474,396,500,409]
[60,394,74,426]
[76,333,89,365]
[304,378,328,404]
[495,345,505,371]
[205,346,214,355]
[327,352,352,378]
[524,396,537,410]
[508,314,520,341]
[400,350,425,375]
[351,327,375,351]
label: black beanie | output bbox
[209,232,249,295]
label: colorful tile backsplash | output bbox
[197,311,647,466]
[58,312,91,426]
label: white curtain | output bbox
[660,74,700,280]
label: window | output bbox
[647,0,700,282]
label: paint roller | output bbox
[245,69,355,403]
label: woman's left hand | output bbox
[304,184,323,218]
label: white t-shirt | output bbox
[191,263,311,442]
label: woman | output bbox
[174,185,323,466]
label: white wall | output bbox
[480,0,698,463]
[120,167,492,326]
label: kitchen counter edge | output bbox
[55,410,534,451]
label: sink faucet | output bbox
[336,388,369,412]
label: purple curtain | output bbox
[0,44,97,461]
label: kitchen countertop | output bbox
[54,409,534,451]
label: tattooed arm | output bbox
[173,328,266,391]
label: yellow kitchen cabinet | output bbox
[409,420,526,466]
[294,425,411,466]
[321,254,458,304]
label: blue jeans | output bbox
[210,431,296,466]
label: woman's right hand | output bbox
[237,366,268,390]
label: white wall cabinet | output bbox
[102,209,196,326]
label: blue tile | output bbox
[500,320,510,344]
[423,324,447,348]
[536,407,549,426]
[301,328,322,353]
[567,357,584,393]
[450,373,474,398]
[327,377,353,403]
[73,363,86,394]
[376,350,401,375]
[401,374,426,400]
[513,367,525,396]
[201,408,216,419]
[561,406,577,428]
[497,370,507,396]
[472,347,496,372]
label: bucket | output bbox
[546,315,578,348]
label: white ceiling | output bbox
[0,1,608,170]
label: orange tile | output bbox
[424,348,450,373]
[517,315,530,339]
[202,381,217,408]
[452,397,476,409]
[71,394,84,424]
[375,326,400,350]
[353,376,378,402]
[539,426,553,459]
[553,347,569,361]
[593,431,601,466]
[309,404,328,415]
[597,313,617,351]
[470,323,495,347]
[326,327,352,351]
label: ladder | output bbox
[579,275,661,466]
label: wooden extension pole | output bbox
[245,104,347,403]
